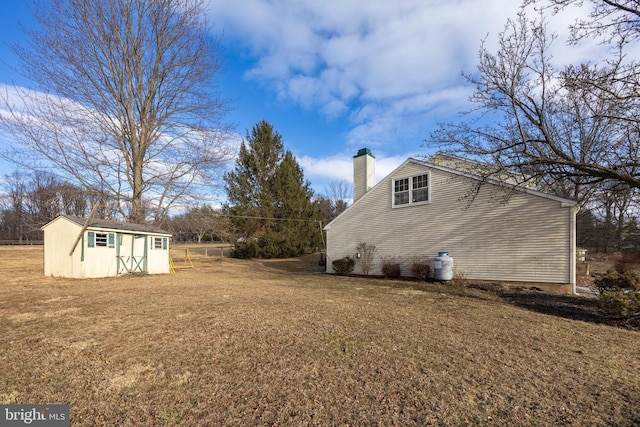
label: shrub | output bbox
[451,271,470,287]
[594,270,640,294]
[232,239,259,259]
[411,261,431,281]
[599,291,640,323]
[332,257,355,276]
[381,257,401,279]
[355,242,377,276]
[595,269,640,324]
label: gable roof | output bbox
[41,215,171,235]
[324,157,577,230]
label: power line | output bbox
[187,212,325,224]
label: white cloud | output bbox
[297,149,415,195]
[212,0,522,100]
[210,0,630,158]
[210,0,528,152]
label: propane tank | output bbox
[434,251,454,281]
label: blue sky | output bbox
[0,0,593,198]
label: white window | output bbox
[393,173,430,207]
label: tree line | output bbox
[0,120,350,252]
[3,0,640,256]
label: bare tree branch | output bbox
[0,0,234,224]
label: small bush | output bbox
[596,269,640,323]
[595,270,640,294]
[599,291,640,323]
[381,257,401,279]
[355,242,377,276]
[411,262,431,281]
[332,257,355,276]
[451,271,470,287]
[232,239,259,259]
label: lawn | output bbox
[1,246,640,426]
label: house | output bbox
[324,149,578,294]
[41,215,172,278]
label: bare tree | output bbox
[525,0,640,43]
[317,180,352,224]
[0,170,92,241]
[355,242,377,276]
[325,180,351,214]
[184,205,216,243]
[0,0,233,224]
[431,10,640,194]
[1,171,28,242]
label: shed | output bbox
[41,215,172,278]
[325,149,579,294]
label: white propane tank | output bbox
[434,251,454,281]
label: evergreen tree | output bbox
[224,120,320,258]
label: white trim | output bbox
[391,171,431,208]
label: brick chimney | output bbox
[353,148,375,202]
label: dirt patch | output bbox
[499,289,611,324]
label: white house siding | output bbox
[326,161,575,287]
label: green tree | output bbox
[224,121,320,258]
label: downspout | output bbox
[570,204,579,295]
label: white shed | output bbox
[41,215,172,278]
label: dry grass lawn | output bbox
[1,246,640,426]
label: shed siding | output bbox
[326,162,573,285]
[42,216,170,278]
[82,231,119,277]
[147,235,170,274]
[43,217,82,277]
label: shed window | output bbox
[95,233,108,247]
[393,173,430,207]
[87,232,114,248]
[153,237,167,250]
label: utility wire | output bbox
[184,211,327,224]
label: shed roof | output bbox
[42,215,171,235]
